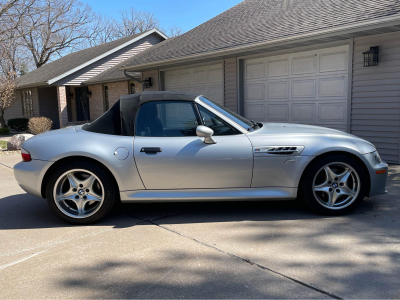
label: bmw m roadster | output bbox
[14,92,388,224]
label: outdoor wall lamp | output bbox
[363,46,379,67]
[142,77,153,88]
[87,90,92,97]
[69,92,73,98]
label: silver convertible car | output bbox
[14,92,388,224]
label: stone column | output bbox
[57,86,68,128]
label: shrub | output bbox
[28,117,53,135]
[0,127,10,135]
[8,118,29,132]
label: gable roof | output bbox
[83,57,141,85]
[16,29,167,88]
[84,37,180,85]
[122,0,400,70]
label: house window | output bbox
[130,83,135,94]
[22,90,33,116]
[104,86,109,111]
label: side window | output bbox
[135,101,200,137]
[22,90,33,116]
[197,105,241,136]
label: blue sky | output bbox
[81,0,242,32]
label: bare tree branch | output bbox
[17,0,94,68]
[0,71,16,128]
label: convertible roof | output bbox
[82,91,201,136]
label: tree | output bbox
[166,25,184,37]
[0,35,34,76]
[0,72,16,128]
[116,8,160,38]
[0,0,35,43]
[17,0,94,68]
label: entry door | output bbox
[76,87,90,121]
[133,101,253,190]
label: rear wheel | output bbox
[299,154,368,215]
[46,162,117,224]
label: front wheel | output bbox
[46,162,117,224]
[299,154,368,215]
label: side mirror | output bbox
[196,125,216,144]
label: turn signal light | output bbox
[376,170,386,174]
[21,148,32,162]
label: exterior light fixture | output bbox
[142,77,153,88]
[87,90,92,97]
[363,46,379,67]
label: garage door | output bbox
[163,63,224,105]
[244,45,350,131]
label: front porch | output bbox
[37,80,136,129]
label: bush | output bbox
[28,117,53,135]
[7,118,29,132]
[0,127,10,135]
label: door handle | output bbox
[140,147,162,153]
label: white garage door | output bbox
[244,45,350,131]
[164,63,224,105]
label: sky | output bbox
[80,0,243,33]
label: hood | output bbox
[247,123,376,155]
[252,123,355,137]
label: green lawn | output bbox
[0,141,7,149]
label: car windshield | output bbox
[198,96,260,131]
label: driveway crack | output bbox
[133,215,343,300]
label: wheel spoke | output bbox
[81,175,96,190]
[314,184,330,193]
[67,173,79,189]
[341,185,356,198]
[327,190,339,207]
[86,192,102,202]
[338,168,352,184]
[74,198,86,216]
[324,166,337,181]
[56,190,76,202]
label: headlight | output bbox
[371,151,382,164]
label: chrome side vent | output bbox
[254,146,305,156]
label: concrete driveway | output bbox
[0,154,399,299]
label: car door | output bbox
[133,100,253,190]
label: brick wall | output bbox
[108,81,129,107]
[88,84,103,121]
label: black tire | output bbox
[299,154,368,215]
[46,161,117,225]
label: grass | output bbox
[0,141,7,149]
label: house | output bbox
[118,0,400,164]
[8,0,400,164]
[7,29,167,128]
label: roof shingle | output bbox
[122,0,400,69]
[16,31,149,88]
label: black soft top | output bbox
[82,91,201,136]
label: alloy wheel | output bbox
[312,162,361,210]
[53,169,105,219]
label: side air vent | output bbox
[253,146,305,156]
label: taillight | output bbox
[21,148,32,162]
